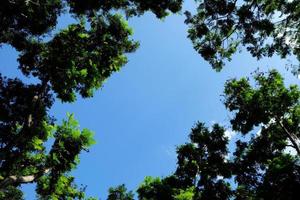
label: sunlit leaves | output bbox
[224,70,300,133]
[19,14,139,102]
[173,187,194,200]
[47,114,95,173]
[36,175,90,200]
[0,0,186,199]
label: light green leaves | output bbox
[174,187,195,200]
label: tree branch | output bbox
[0,169,50,190]
[276,117,300,156]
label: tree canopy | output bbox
[110,70,300,200]
[0,0,182,199]
[185,0,300,72]
[1,0,299,199]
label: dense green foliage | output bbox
[185,0,300,71]
[0,0,182,199]
[107,184,134,200]
[110,70,300,199]
[1,0,300,199]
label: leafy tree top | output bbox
[132,70,300,200]
[1,0,183,102]
[0,0,183,199]
[185,0,300,71]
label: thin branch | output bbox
[276,117,300,156]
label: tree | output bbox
[120,70,300,199]
[107,184,134,200]
[2,0,299,199]
[0,0,183,199]
[184,0,300,72]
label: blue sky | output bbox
[1,2,299,199]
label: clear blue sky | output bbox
[0,2,298,199]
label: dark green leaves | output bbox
[175,123,233,200]
[124,70,300,200]
[136,123,232,200]
[224,70,300,134]
[0,0,63,50]
[108,184,134,200]
[67,0,183,19]
[1,1,186,198]
[19,14,138,102]
[185,0,300,71]
[4,0,184,102]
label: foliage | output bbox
[173,187,194,200]
[107,184,134,200]
[224,69,300,199]
[137,176,176,200]
[185,0,300,71]
[0,0,183,199]
[1,0,299,199]
[115,70,300,199]
[0,185,24,200]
